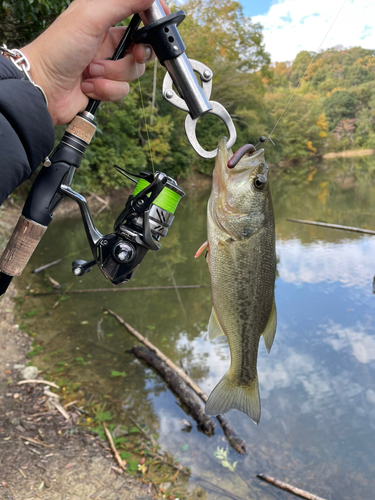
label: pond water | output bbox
[16,156,375,500]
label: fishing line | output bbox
[166,261,187,319]
[264,0,348,143]
[136,63,155,173]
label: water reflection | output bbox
[15,158,375,499]
[277,237,375,288]
[322,321,375,364]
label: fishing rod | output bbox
[0,0,237,295]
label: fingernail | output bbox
[82,82,94,93]
[142,45,153,63]
[89,63,104,77]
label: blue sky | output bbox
[238,0,375,62]
[240,0,274,17]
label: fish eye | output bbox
[254,177,267,191]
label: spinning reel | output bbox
[68,168,185,285]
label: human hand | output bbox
[22,0,169,126]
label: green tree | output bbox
[346,66,371,86]
[324,91,358,131]
[290,50,313,86]
[0,0,71,45]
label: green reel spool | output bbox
[132,177,183,215]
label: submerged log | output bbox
[257,474,327,500]
[287,218,375,235]
[106,308,247,454]
[132,346,215,436]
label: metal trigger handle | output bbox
[185,103,236,159]
[162,59,237,159]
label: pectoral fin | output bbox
[262,300,277,353]
[195,241,208,258]
[208,307,225,341]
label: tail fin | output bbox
[205,373,261,424]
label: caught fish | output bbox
[200,138,276,424]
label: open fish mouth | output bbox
[226,145,266,173]
[213,138,268,199]
[228,145,265,169]
[217,138,266,175]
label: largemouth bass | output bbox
[204,138,276,424]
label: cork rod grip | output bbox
[0,216,47,276]
[66,115,97,144]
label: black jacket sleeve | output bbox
[0,56,54,206]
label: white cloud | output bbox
[252,0,375,62]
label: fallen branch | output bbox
[18,468,26,479]
[257,474,327,500]
[128,416,157,447]
[48,275,61,289]
[287,218,375,235]
[132,346,216,436]
[20,436,54,448]
[64,400,79,408]
[44,389,60,399]
[17,379,60,389]
[90,191,109,206]
[69,404,89,416]
[107,309,247,454]
[30,284,210,296]
[33,247,90,274]
[25,411,57,418]
[50,400,70,421]
[111,465,124,474]
[33,259,62,273]
[103,423,126,470]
